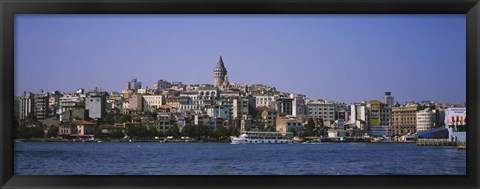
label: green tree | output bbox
[261,125,276,132]
[28,126,45,138]
[168,125,180,138]
[214,125,228,138]
[287,127,298,137]
[103,114,115,124]
[306,118,316,136]
[181,125,194,138]
[227,125,239,136]
[47,126,59,138]
[120,115,131,123]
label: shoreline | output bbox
[14,138,416,144]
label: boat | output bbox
[230,131,293,144]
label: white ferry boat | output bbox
[230,131,293,144]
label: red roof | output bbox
[62,120,95,125]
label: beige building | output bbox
[143,95,165,111]
[416,108,436,133]
[391,104,422,135]
[276,116,303,134]
[305,99,336,121]
[59,120,96,137]
[261,108,278,129]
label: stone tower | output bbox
[214,55,228,88]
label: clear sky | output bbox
[15,14,466,104]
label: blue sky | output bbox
[15,14,466,104]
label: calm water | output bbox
[15,142,466,175]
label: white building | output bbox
[206,105,230,120]
[416,108,436,133]
[19,92,34,120]
[291,94,306,117]
[382,91,395,106]
[254,94,275,108]
[142,95,165,111]
[444,108,466,142]
[179,91,200,111]
[305,99,336,121]
[349,103,369,130]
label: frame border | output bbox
[1,0,479,188]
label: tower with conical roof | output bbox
[214,55,228,88]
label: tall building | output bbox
[305,99,336,122]
[18,92,34,121]
[213,56,228,88]
[290,94,306,117]
[34,92,50,120]
[152,80,172,92]
[391,104,422,135]
[416,108,436,133]
[85,93,106,120]
[349,103,369,130]
[275,97,293,116]
[382,92,395,106]
[125,78,142,91]
[368,100,391,136]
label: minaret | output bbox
[214,55,227,88]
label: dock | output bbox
[416,139,466,150]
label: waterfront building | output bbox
[337,109,348,130]
[391,104,422,135]
[85,93,106,120]
[59,120,96,139]
[367,100,392,136]
[368,100,391,126]
[305,99,336,121]
[19,92,34,121]
[382,91,395,106]
[444,108,466,142]
[157,112,172,133]
[34,92,50,120]
[213,55,229,89]
[276,116,303,134]
[416,108,436,133]
[348,102,369,131]
[368,125,391,136]
[60,101,87,121]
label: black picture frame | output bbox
[1,0,479,188]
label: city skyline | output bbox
[16,14,466,104]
